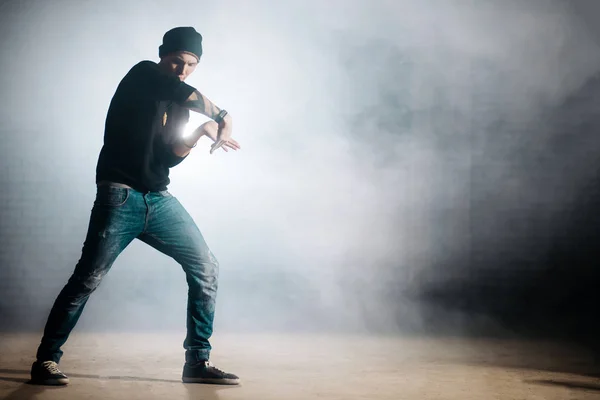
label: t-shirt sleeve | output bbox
[129,61,196,103]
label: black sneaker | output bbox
[30,361,69,385]
[182,361,240,385]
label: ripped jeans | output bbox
[36,184,219,364]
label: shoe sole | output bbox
[182,376,240,385]
[29,378,69,386]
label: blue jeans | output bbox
[36,184,219,364]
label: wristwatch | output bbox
[214,109,228,124]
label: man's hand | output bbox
[181,91,239,154]
[210,114,239,154]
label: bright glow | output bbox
[183,113,211,138]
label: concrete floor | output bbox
[0,332,598,400]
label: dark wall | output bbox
[418,70,600,339]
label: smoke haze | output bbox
[1,0,599,338]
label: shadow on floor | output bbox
[527,379,600,392]
[0,379,64,400]
[463,359,600,379]
[455,339,600,379]
[0,368,239,400]
[0,368,180,383]
[0,376,34,384]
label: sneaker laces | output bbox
[41,361,62,375]
[205,361,225,375]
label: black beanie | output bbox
[159,27,203,60]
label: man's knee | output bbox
[185,250,219,284]
[67,268,108,294]
[185,245,218,268]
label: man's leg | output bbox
[139,191,239,384]
[32,185,144,385]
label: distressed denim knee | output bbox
[185,250,219,301]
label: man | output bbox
[30,27,241,386]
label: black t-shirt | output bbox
[96,60,197,192]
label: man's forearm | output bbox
[171,120,219,158]
[181,90,221,120]
[171,129,204,158]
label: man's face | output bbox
[161,52,199,81]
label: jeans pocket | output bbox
[95,186,130,207]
